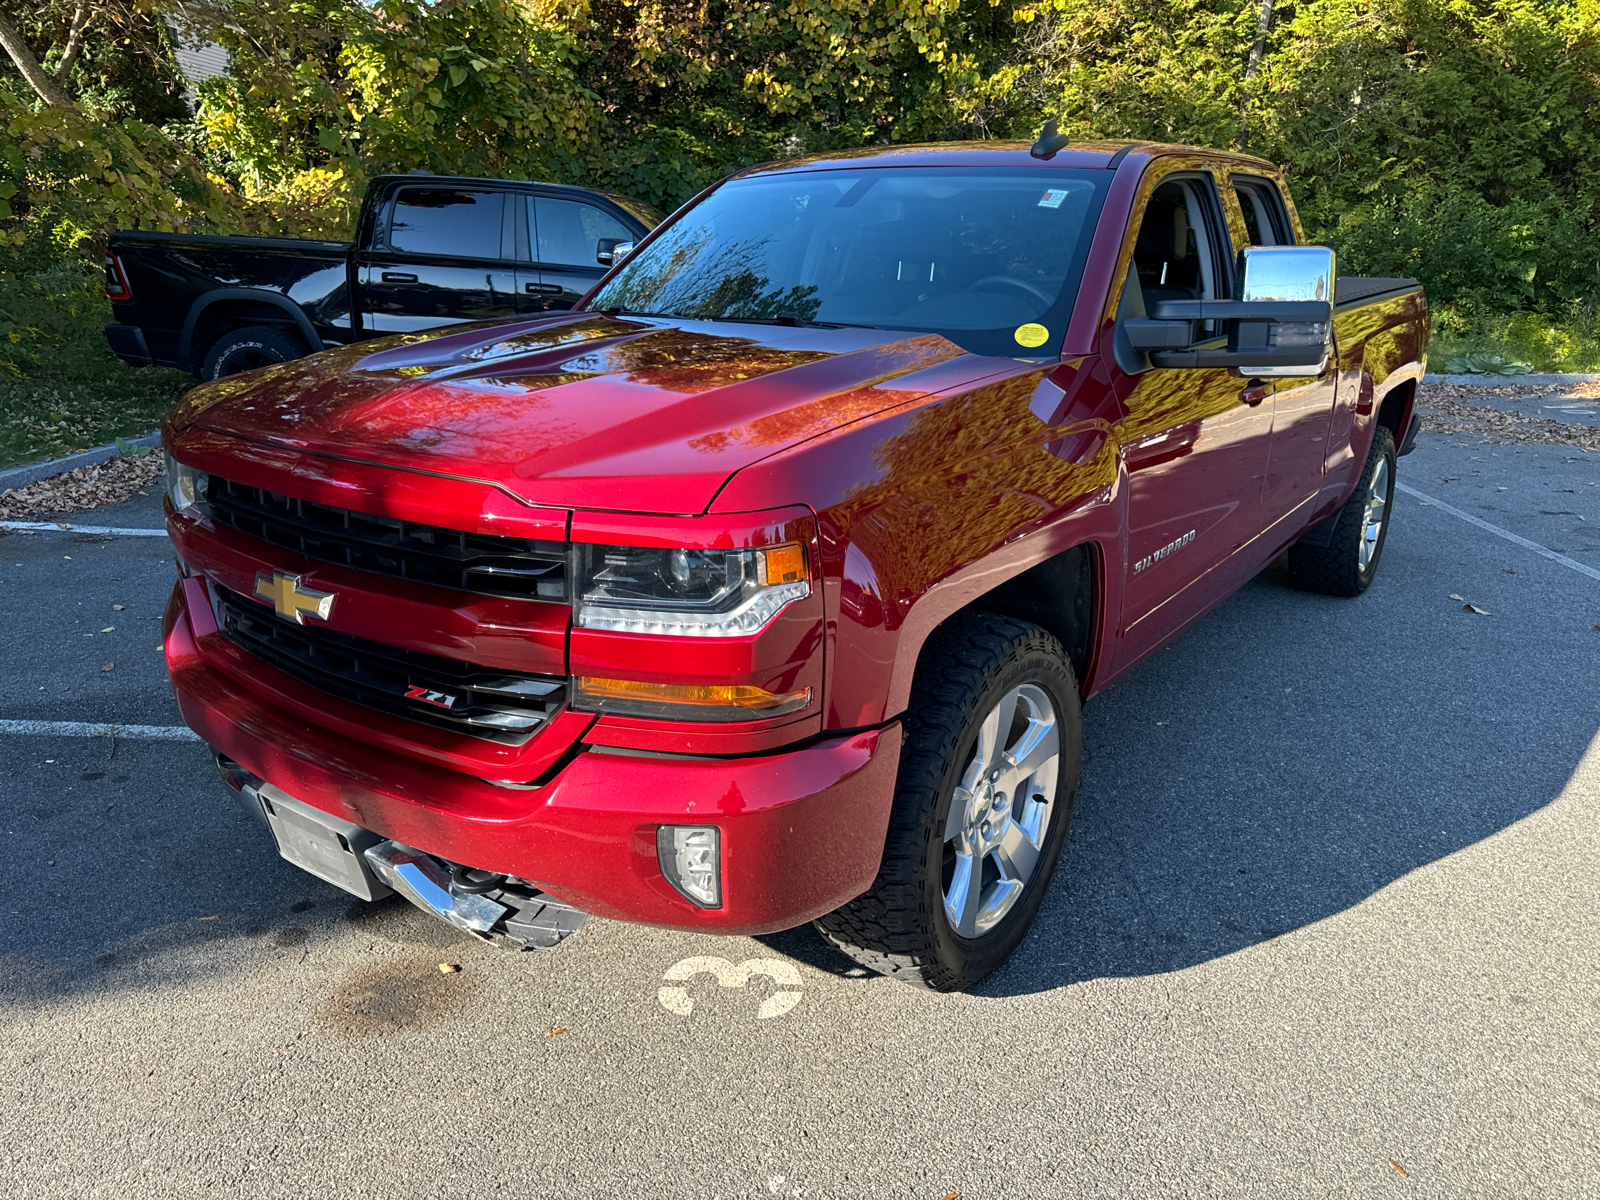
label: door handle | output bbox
[381,272,418,283]
[1240,382,1268,407]
[525,282,563,294]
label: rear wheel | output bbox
[201,325,305,380]
[1288,426,1397,597]
[815,613,1081,991]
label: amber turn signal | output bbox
[756,544,807,586]
[574,676,812,722]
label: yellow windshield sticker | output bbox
[1014,323,1049,348]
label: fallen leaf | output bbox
[438,963,460,974]
[112,604,124,610]
[101,626,115,632]
[546,1026,568,1037]
[941,1193,962,1200]
[1592,625,1599,632]
[1503,569,1515,574]
[1448,593,1465,601]
[1463,604,1490,615]
[198,915,218,921]
[101,662,114,671]
[1389,1159,1409,1178]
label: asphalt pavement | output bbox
[1,430,1596,1199]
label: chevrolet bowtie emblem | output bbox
[254,570,335,625]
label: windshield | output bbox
[587,167,1110,357]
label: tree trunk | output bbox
[1236,0,1275,148]
[0,11,78,108]
[53,3,92,85]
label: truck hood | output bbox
[174,313,986,514]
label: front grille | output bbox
[212,585,565,745]
[202,477,566,601]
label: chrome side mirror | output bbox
[1238,245,1334,305]
[1120,245,1336,373]
[596,239,636,267]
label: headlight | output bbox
[165,451,208,514]
[574,542,810,636]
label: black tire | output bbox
[815,612,1081,991]
[201,325,305,380]
[1288,426,1397,597]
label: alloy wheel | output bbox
[941,683,1061,938]
[1360,456,1389,571]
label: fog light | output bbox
[657,825,721,909]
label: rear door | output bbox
[1110,162,1276,673]
[358,185,519,333]
[526,194,638,312]
[1226,172,1339,532]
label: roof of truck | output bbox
[738,140,1280,178]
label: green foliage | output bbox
[1433,303,1600,374]
[0,260,190,468]
[0,260,119,376]
[0,0,191,123]
[3,0,1598,374]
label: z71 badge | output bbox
[404,685,459,710]
[1133,530,1196,574]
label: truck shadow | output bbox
[762,552,1597,997]
[975,552,1597,997]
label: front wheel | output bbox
[815,613,1081,991]
[1289,425,1397,597]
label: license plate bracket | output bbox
[252,783,391,901]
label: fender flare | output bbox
[178,288,324,370]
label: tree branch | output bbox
[0,11,77,108]
[52,1,93,84]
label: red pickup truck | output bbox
[161,140,1427,991]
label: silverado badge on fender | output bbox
[254,570,335,625]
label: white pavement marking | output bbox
[658,956,805,1020]
[0,521,169,537]
[0,720,199,741]
[1397,482,1600,584]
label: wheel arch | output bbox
[874,540,1106,725]
[1376,376,1416,443]
[179,289,323,373]
[951,542,1098,690]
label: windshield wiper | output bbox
[689,313,878,331]
[594,306,668,318]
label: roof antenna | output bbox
[1031,116,1070,160]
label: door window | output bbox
[1126,175,1233,337]
[532,197,632,268]
[387,189,505,259]
[1232,178,1293,245]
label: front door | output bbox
[358,185,519,333]
[1111,167,1277,675]
[1226,173,1339,534]
[526,194,638,312]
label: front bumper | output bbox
[165,579,902,935]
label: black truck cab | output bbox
[104,175,661,379]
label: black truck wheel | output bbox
[1289,425,1397,597]
[201,325,306,380]
[815,613,1081,991]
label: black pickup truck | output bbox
[103,174,661,379]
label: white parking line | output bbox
[1398,482,1600,583]
[0,720,199,741]
[0,521,169,537]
